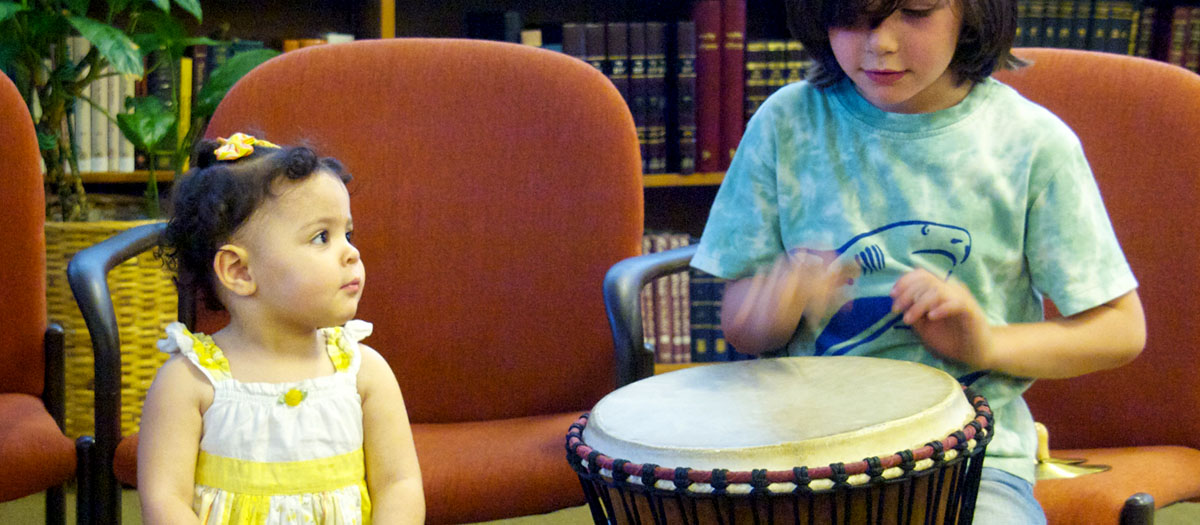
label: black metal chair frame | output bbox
[67,223,174,525]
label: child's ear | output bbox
[213,244,256,297]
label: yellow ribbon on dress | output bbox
[214,132,280,161]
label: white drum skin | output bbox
[582,356,976,472]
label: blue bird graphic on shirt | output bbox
[813,221,972,357]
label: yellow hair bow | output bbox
[214,132,280,161]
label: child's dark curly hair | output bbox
[787,0,1024,88]
[160,137,352,311]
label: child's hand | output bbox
[790,250,860,332]
[890,268,994,369]
[727,250,858,346]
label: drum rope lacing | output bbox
[566,387,993,495]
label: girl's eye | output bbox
[345,230,354,244]
[313,231,329,244]
[901,8,934,17]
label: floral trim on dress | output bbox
[157,322,233,381]
[326,327,354,373]
[159,320,371,381]
[189,332,233,380]
[325,320,372,374]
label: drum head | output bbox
[582,356,975,471]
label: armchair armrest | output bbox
[603,244,698,387]
[43,323,65,431]
[65,222,165,523]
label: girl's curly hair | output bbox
[160,137,351,311]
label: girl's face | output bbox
[828,0,969,113]
[235,171,364,331]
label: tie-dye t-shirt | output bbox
[692,76,1137,483]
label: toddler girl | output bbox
[138,133,424,524]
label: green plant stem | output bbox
[145,152,160,218]
[64,103,85,216]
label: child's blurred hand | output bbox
[728,250,859,341]
[890,268,994,369]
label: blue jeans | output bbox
[970,467,1046,524]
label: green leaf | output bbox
[117,96,176,150]
[173,0,202,22]
[27,11,73,50]
[134,9,195,61]
[69,16,144,76]
[0,20,22,72]
[180,36,221,48]
[0,2,27,24]
[107,0,134,13]
[148,0,169,13]
[65,0,90,16]
[194,48,279,118]
[37,131,58,152]
[130,32,164,58]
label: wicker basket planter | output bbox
[45,219,177,439]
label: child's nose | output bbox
[867,16,901,54]
[344,242,361,265]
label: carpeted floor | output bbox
[2,488,1197,524]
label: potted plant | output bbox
[1,0,278,439]
[0,0,279,220]
[0,0,197,221]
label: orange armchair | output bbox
[0,70,78,523]
[992,48,1200,524]
[69,39,642,524]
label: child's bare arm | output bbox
[137,356,206,525]
[359,345,425,524]
[720,252,858,355]
[891,268,1145,378]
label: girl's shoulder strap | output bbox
[322,319,372,376]
[157,321,233,384]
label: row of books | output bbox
[641,232,753,365]
[65,38,269,173]
[67,36,138,173]
[558,0,748,175]
[744,40,811,124]
[1166,6,1200,73]
[67,33,349,175]
[564,21,678,175]
[1016,0,1144,53]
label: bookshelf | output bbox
[84,170,723,188]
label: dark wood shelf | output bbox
[81,170,174,184]
[644,172,724,187]
[654,362,709,375]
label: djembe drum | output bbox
[566,356,993,524]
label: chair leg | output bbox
[1119,492,1155,525]
[44,325,67,525]
[44,485,65,525]
[75,437,93,525]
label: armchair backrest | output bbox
[0,72,47,397]
[994,48,1200,450]
[205,39,643,424]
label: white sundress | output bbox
[157,320,374,525]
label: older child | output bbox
[138,133,424,524]
[692,0,1145,521]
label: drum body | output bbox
[566,357,993,525]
